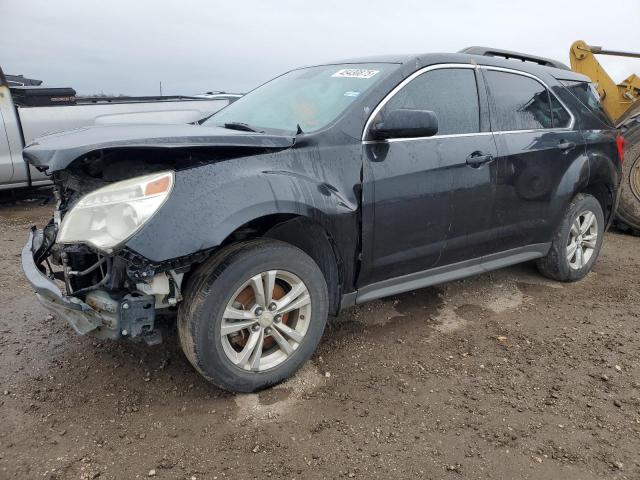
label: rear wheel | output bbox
[537,193,605,282]
[178,239,328,392]
[615,121,640,234]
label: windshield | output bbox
[204,63,393,134]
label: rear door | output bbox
[359,65,499,287]
[483,68,584,251]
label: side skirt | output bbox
[346,243,550,306]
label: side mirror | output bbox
[370,109,438,140]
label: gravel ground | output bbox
[1,194,639,480]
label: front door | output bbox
[359,66,499,287]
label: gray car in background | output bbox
[0,67,239,190]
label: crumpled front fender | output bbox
[125,148,360,264]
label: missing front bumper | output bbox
[21,229,157,341]
[22,229,103,334]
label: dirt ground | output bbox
[1,193,639,480]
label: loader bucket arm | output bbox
[570,40,640,125]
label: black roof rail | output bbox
[459,46,570,71]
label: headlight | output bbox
[57,171,174,251]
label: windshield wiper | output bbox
[222,122,262,132]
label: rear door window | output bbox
[485,70,554,131]
[382,68,480,135]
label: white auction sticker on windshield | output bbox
[332,69,379,79]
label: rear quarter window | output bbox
[561,80,611,126]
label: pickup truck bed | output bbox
[0,67,239,190]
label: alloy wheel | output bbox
[220,270,311,372]
[566,210,598,270]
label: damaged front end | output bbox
[20,123,297,345]
[22,170,187,345]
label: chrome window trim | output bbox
[482,66,575,132]
[361,63,479,141]
[362,64,575,143]
[362,131,493,145]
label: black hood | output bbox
[22,123,296,173]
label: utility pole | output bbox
[159,81,163,96]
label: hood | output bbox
[22,123,296,173]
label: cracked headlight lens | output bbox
[57,171,174,251]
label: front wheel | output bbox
[536,193,605,282]
[178,239,328,392]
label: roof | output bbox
[332,50,589,83]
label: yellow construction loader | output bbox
[569,41,640,233]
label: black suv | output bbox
[22,47,623,392]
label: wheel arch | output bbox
[582,152,620,226]
[220,213,344,316]
[580,181,615,225]
[548,148,618,236]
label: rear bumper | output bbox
[21,229,102,334]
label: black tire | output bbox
[536,193,605,282]
[614,122,640,235]
[178,238,328,393]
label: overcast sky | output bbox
[1,0,639,96]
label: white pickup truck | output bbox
[0,67,240,190]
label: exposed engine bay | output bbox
[31,150,206,343]
[33,201,189,344]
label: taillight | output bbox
[616,134,625,163]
